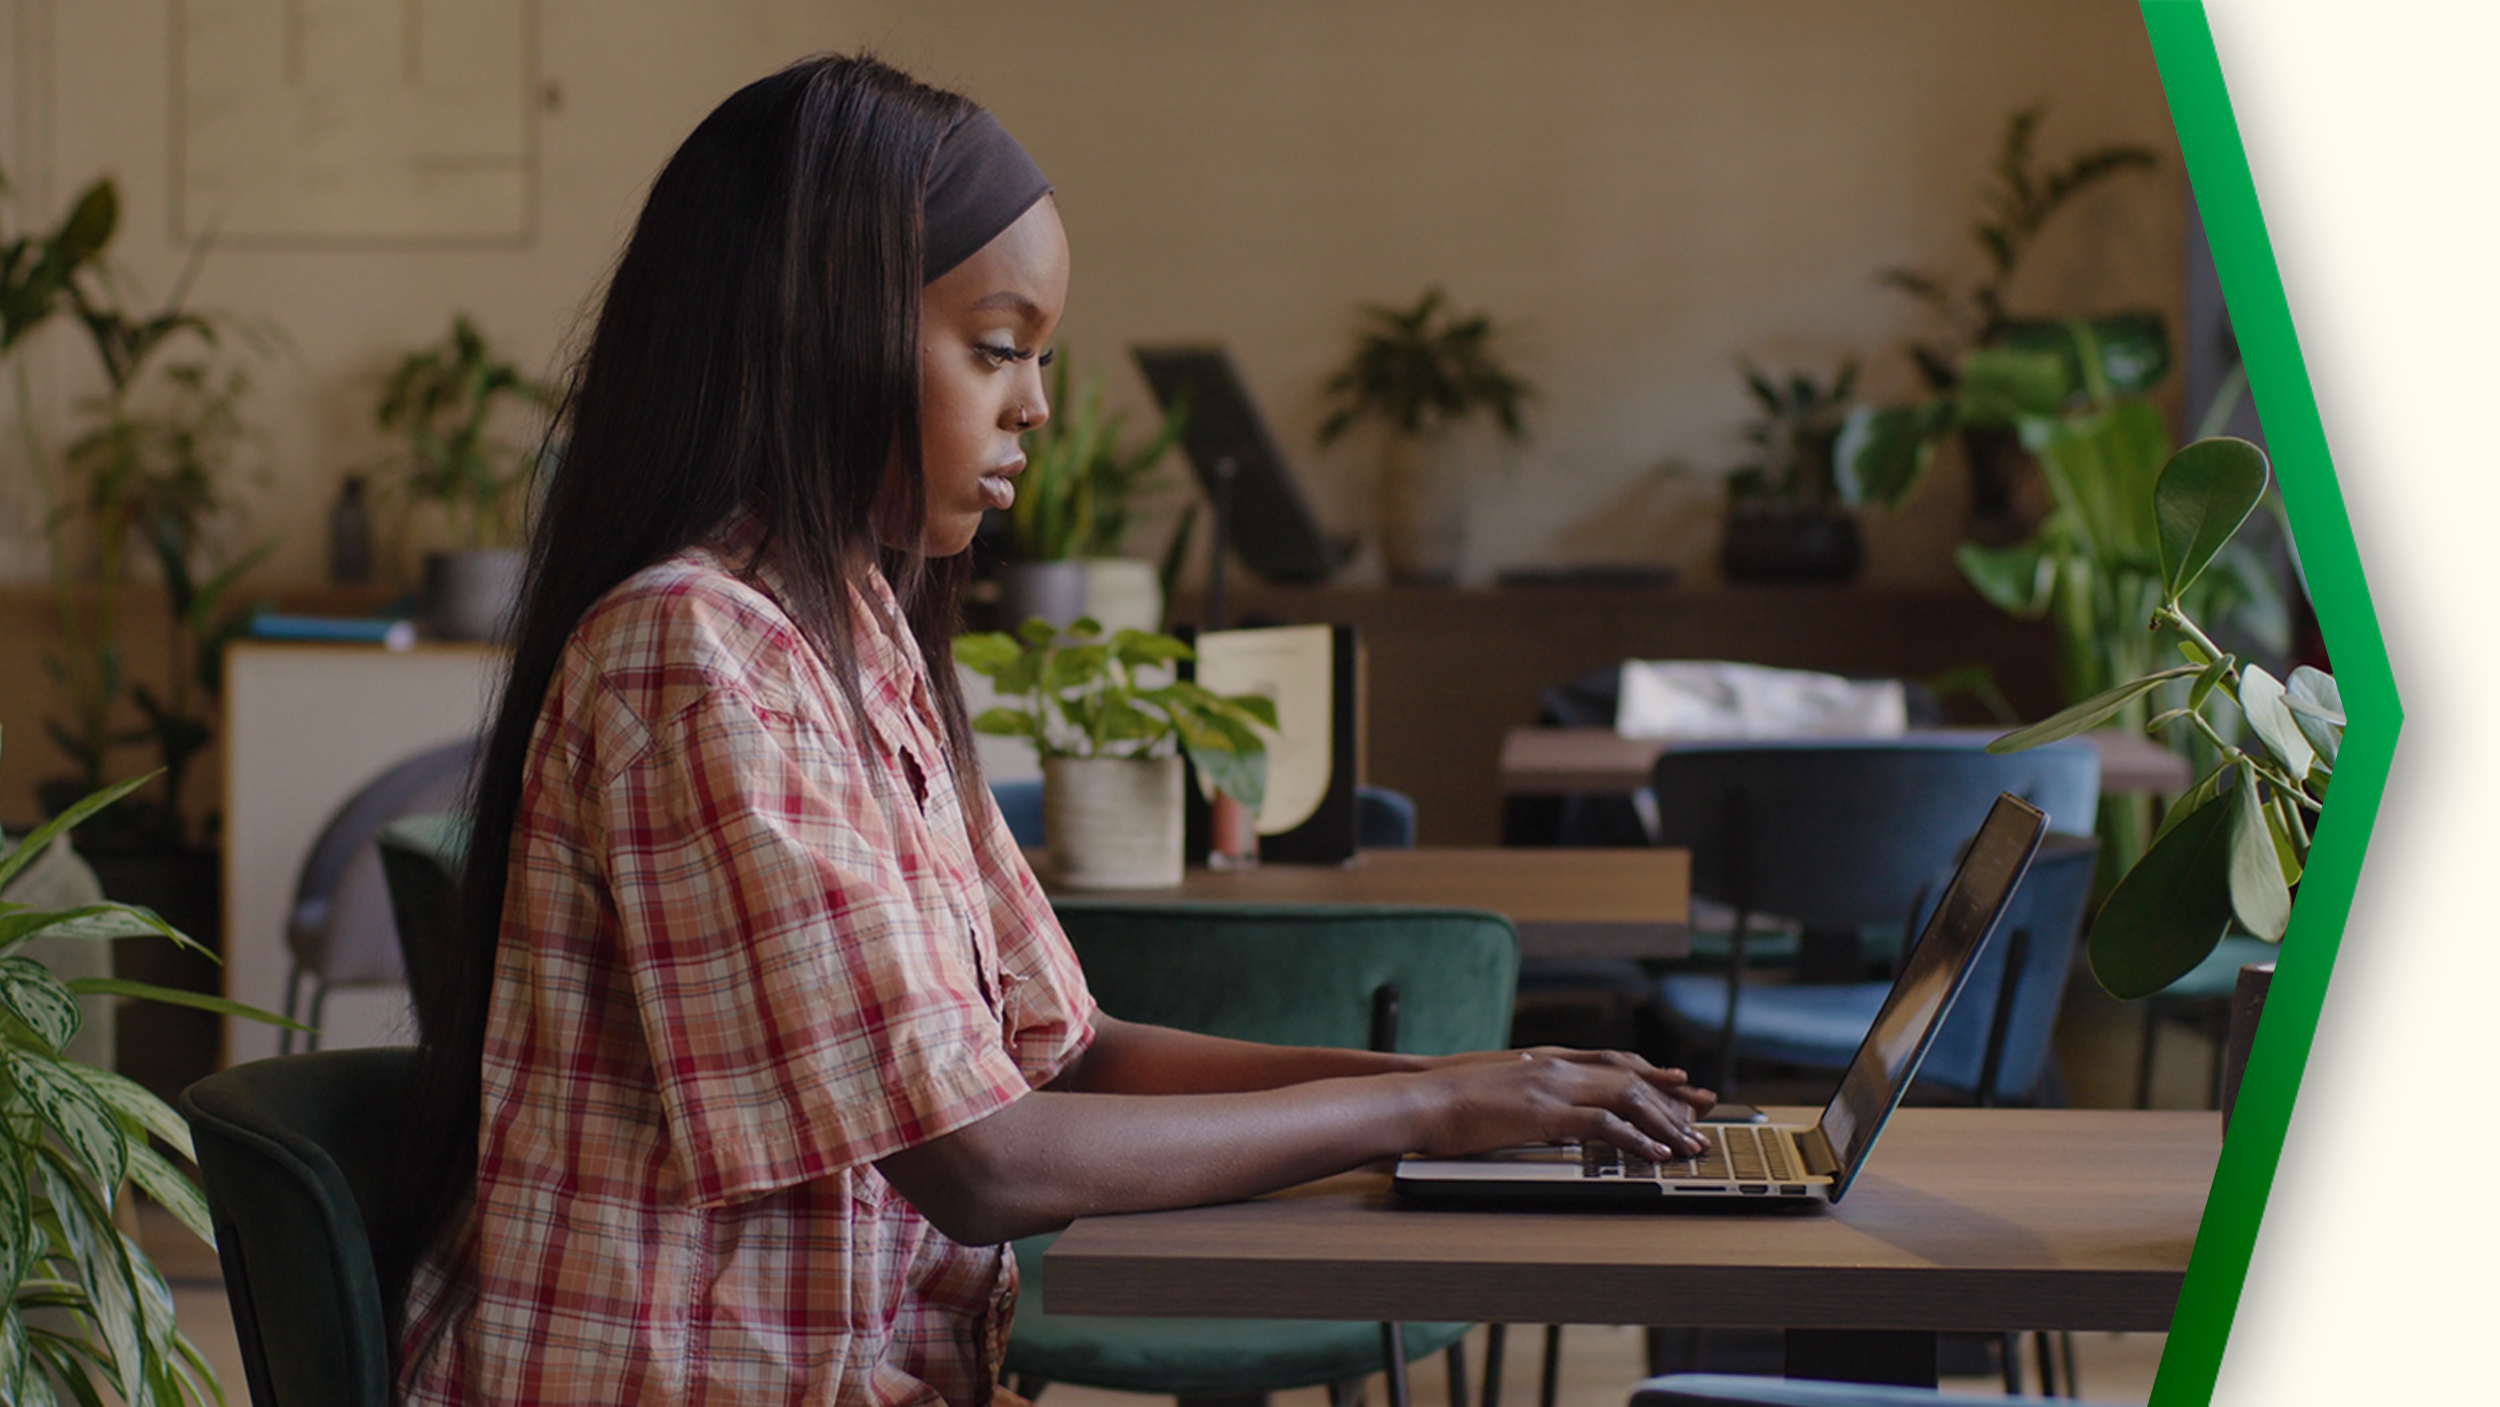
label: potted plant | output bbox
[1855,101,2165,535]
[1985,436,2334,1123]
[375,314,552,641]
[2,736,303,1404]
[991,352,1187,635]
[1719,358,1868,583]
[1318,287,1533,584]
[956,618,1275,889]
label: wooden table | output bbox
[1043,848,1690,962]
[1500,727,2192,798]
[1046,1107,2215,1384]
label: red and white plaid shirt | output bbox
[398,519,1095,1406]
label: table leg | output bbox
[1783,1329,1938,1387]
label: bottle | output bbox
[1208,792,1260,870]
[329,475,373,585]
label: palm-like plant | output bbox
[1002,353,1185,562]
[1317,288,1533,444]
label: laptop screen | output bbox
[1814,793,2046,1195]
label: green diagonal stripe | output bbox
[2138,5,2403,1406]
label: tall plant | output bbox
[376,315,551,551]
[1986,442,2335,999]
[1317,287,1533,444]
[1,736,303,1403]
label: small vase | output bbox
[2220,961,2274,1133]
[423,547,526,642]
[1044,754,1185,889]
[1376,433,1463,585]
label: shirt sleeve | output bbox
[602,675,1032,1208]
[968,779,1097,1089]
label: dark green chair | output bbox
[179,1047,419,1407]
[1630,1374,2134,1407]
[1013,899,1522,1407]
[375,812,472,1041]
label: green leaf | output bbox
[2188,653,2232,712]
[0,958,81,1053]
[2153,436,2269,600]
[1954,539,2053,616]
[2266,794,2307,885]
[73,1065,194,1162]
[2228,764,2292,941]
[970,707,1038,739]
[2285,665,2344,768]
[2234,664,2313,781]
[1109,629,1192,670]
[2152,763,2234,847]
[2089,768,2239,999]
[124,1142,214,1252]
[952,632,1020,674]
[1987,666,2200,752]
[1833,403,1944,510]
[32,1151,143,1406]
[1040,644,1110,694]
[0,772,159,897]
[1954,346,2073,424]
[0,1145,30,1286]
[0,905,197,958]
[1014,617,1058,649]
[64,979,308,1031]
[14,1057,128,1191]
[0,1306,25,1407]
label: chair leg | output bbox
[2058,1331,2079,1399]
[279,964,304,1057]
[2031,1330,2059,1397]
[1329,1380,1366,1407]
[1998,1331,2023,1394]
[1480,1324,1506,1407]
[1537,1325,1562,1407]
[303,981,328,1053]
[1444,1339,1467,1407]
[2134,1001,2161,1108]
[1380,1323,1411,1407]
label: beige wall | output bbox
[1,0,2180,596]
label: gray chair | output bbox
[280,738,480,1052]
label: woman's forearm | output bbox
[1051,1013,1429,1094]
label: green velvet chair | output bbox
[1010,898,1521,1407]
[179,1047,419,1407]
[375,811,472,1041]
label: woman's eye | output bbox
[976,343,1018,367]
[1037,348,1056,368]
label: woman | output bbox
[391,53,1713,1407]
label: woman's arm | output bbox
[876,1045,1710,1246]
[1046,1013,1431,1093]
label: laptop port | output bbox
[1740,1184,1768,1195]
[1782,1185,1807,1196]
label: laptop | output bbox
[1393,792,2048,1208]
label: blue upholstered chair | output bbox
[1009,899,1520,1407]
[1642,738,2100,1093]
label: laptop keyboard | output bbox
[1586,1125,1798,1183]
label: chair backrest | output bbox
[376,812,473,1042]
[1051,899,1518,1055]
[989,776,1047,848]
[1911,832,2100,1102]
[179,1048,420,1407]
[1354,784,1417,849]
[1647,737,2099,938]
[287,739,482,986]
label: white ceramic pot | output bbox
[1043,754,1184,889]
[423,547,526,642]
[1376,433,1463,585]
[997,558,1164,636]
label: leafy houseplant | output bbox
[1,737,303,1405]
[376,315,552,640]
[956,619,1276,888]
[1720,359,1869,583]
[1318,288,1534,584]
[1984,437,2335,1002]
[1861,102,2164,529]
[990,354,1187,636]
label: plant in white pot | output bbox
[992,353,1186,636]
[956,618,1275,889]
[1318,287,1533,585]
[376,315,552,642]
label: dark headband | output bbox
[923,110,1052,284]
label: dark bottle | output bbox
[329,475,374,584]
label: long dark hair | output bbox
[381,54,986,1320]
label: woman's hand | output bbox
[1411,1048,1718,1161]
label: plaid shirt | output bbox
[398,521,1095,1406]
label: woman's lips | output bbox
[980,459,1023,511]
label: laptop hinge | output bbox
[1798,1125,1841,1178]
